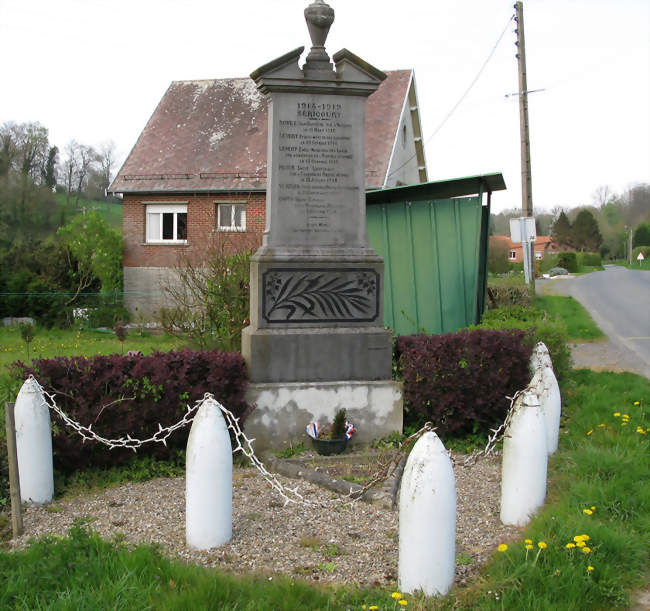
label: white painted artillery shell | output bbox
[534,365,561,454]
[186,397,232,550]
[398,431,456,597]
[14,377,54,505]
[500,390,547,526]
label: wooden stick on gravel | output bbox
[4,402,24,538]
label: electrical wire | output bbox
[387,12,515,181]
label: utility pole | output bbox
[515,1,532,218]
[515,1,535,291]
[628,227,633,265]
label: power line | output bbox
[387,13,515,181]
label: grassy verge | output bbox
[456,370,649,609]
[609,259,650,271]
[0,326,185,403]
[1,370,647,609]
[533,295,604,342]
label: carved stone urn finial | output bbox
[304,0,335,71]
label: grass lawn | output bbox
[0,326,184,403]
[533,295,604,342]
[0,370,647,609]
[487,272,526,287]
[55,194,123,232]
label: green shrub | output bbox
[474,309,572,385]
[557,251,578,272]
[578,252,601,267]
[486,285,532,308]
[632,245,650,259]
[87,303,131,328]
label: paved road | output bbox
[539,265,650,378]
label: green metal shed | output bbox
[365,173,506,336]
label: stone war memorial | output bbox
[243,0,402,449]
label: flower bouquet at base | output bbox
[305,408,356,456]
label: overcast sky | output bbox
[1,0,648,213]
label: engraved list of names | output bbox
[273,94,362,246]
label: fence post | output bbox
[532,365,561,454]
[398,431,456,597]
[500,390,547,526]
[186,397,232,550]
[14,378,54,505]
[4,402,23,537]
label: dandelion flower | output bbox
[399,602,408,607]
[587,566,594,572]
[391,593,403,600]
[623,414,630,419]
[598,423,606,428]
[637,427,646,435]
[581,547,591,554]
[573,535,584,542]
[525,544,534,550]
[369,606,378,610]
[587,429,593,435]
[583,509,593,515]
[555,569,561,575]
[614,412,621,417]
[524,539,533,544]
[538,541,547,549]
[565,543,576,549]
[591,506,596,511]
[576,540,586,548]
[633,401,640,405]
[497,544,508,552]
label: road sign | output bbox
[509,217,536,243]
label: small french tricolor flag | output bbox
[305,422,321,439]
[345,421,356,440]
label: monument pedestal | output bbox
[242,2,402,449]
[244,379,403,452]
[243,325,392,383]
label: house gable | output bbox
[110,69,425,194]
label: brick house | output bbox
[109,70,427,317]
[490,235,560,263]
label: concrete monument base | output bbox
[242,325,392,383]
[244,379,403,451]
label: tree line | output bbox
[0,120,117,247]
[0,120,123,326]
[490,183,650,258]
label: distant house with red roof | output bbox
[109,70,427,316]
[490,235,560,263]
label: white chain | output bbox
[30,376,313,507]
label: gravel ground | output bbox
[9,451,519,587]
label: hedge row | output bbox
[15,350,251,471]
[397,329,533,436]
[475,307,572,385]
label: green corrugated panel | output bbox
[367,196,482,336]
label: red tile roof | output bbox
[110,70,413,194]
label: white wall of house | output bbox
[384,75,427,188]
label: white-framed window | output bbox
[217,202,246,231]
[535,251,543,260]
[145,204,187,243]
[509,250,517,260]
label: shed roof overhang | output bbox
[365,172,506,205]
